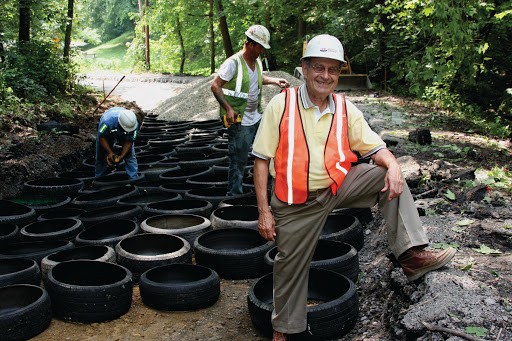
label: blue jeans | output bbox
[227,121,259,196]
[95,137,138,179]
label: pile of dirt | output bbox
[2,71,511,340]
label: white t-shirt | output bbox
[218,58,262,126]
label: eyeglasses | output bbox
[308,63,342,75]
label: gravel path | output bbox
[82,71,303,117]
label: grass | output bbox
[77,32,134,73]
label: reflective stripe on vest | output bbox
[325,94,358,196]
[221,55,263,100]
[274,87,358,204]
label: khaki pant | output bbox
[270,163,428,333]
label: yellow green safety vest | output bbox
[220,52,263,119]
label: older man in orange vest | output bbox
[252,34,456,341]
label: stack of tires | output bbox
[0,114,370,339]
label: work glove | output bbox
[222,113,241,128]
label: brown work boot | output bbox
[398,246,456,281]
[273,331,287,341]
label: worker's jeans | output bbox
[95,138,138,179]
[227,121,259,196]
[270,163,429,334]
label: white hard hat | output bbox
[245,25,271,49]
[302,34,345,63]
[118,109,137,132]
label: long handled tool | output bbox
[92,75,126,115]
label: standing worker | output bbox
[211,24,290,196]
[95,107,139,179]
[251,34,456,341]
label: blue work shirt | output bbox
[97,107,138,142]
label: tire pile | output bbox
[0,114,372,341]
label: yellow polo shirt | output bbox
[252,85,385,191]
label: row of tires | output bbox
[1,261,358,341]
[0,116,366,340]
[2,224,360,284]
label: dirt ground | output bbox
[1,73,511,340]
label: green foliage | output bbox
[1,0,510,138]
[80,0,138,41]
[472,244,502,255]
[2,41,75,100]
[486,166,512,192]
[79,32,134,73]
[466,326,489,337]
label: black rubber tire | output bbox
[36,120,79,134]
[117,191,181,208]
[4,195,71,215]
[139,263,220,311]
[178,152,228,169]
[210,205,259,230]
[264,240,360,282]
[0,258,41,287]
[0,223,20,245]
[77,205,142,228]
[92,172,145,187]
[0,284,52,341]
[71,185,138,209]
[187,169,229,187]
[194,228,274,279]
[247,268,359,340]
[140,214,212,247]
[20,218,84,242]
[23,177,84,196]
[135,184,167,194]
[138,164,179,183]
[143,199,214,218]
[320,214,365,251]
[159,166,212,184]
[58,170,95,186]
[184,187,253,209]
[75,219,140,248]
[136,154,167,166]
[41,245,116,280]
[115,233,192,283]
[37,207,86,221]
[211,142,228,154]
[0,240,74,265]
[45,260,133,323]
[0,200,37,226]
[331,207,374,226]
[217,194,258,208]
[159,182,214,196]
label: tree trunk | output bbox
[176,17,185,74]
[216,0,233,58]
[63,0,74,63]
[144,0,150,69]
[209,0,215,74]
[18,0,31,42]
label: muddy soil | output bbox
[1,73,511,341]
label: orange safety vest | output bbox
[275,87,358,204]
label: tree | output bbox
[216,0,233,58]
[63,0,74,63]
[18,0,31,42]
[209,0,214,74]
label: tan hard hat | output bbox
[302,34,345,63]
[245,25,271,49]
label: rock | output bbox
[397,155,421,187]
[408,128,432,145]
